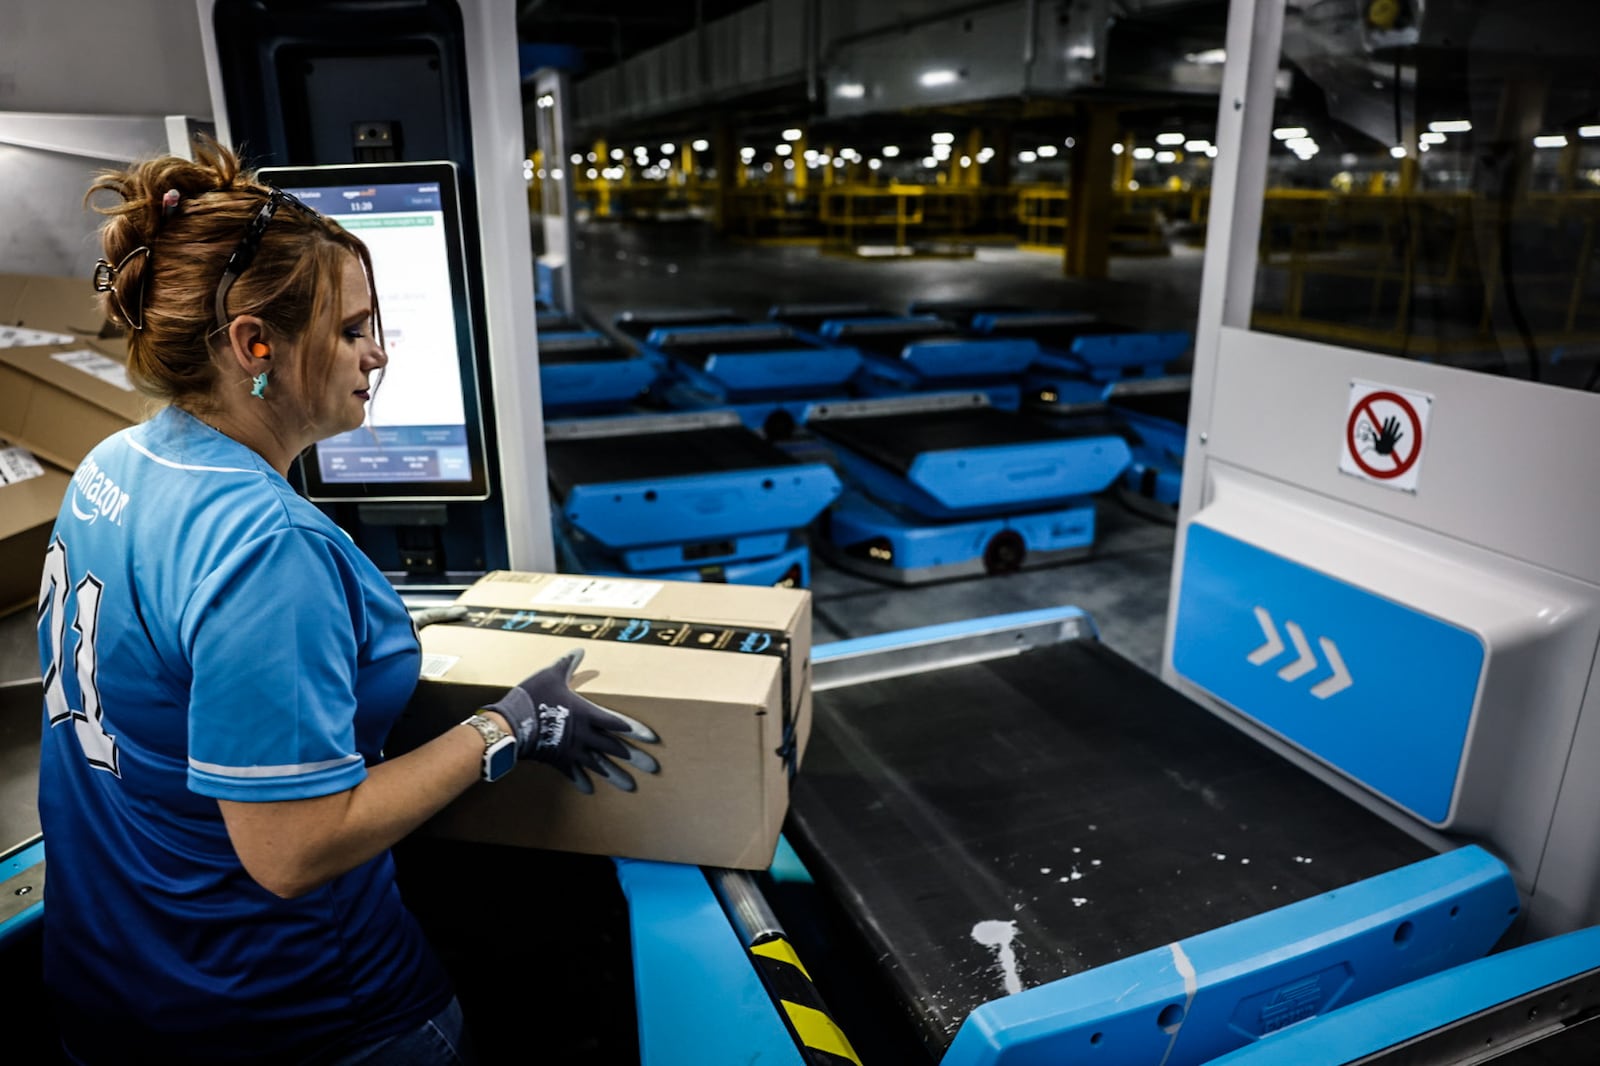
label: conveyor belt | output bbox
[545,425,799,502]
[806,406,1121,477]
[785,639,1434,1056]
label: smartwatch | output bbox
[462,713,516,782]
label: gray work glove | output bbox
[481,648,661,794]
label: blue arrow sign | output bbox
[1172,524,1484,825]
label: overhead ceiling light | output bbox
[1185,48,1226,65]
[1133,147,1155,160]
[1156,132,1185,146]
[1112,143,1124,155]
[776,144,792,156]
[882,145,900,158]
[1272,127,1309,141]
[1581,126,1600,138]
[931,132,956,145]
[782,128,803,141]
[1185,140,1211,152]
[1155,151,1177,163]
[1036,145,1058,158]
[1018,150,1038,163]
[660,143,675,154]
[1534,135,1569,148]
[922,156,939,168]
[920,69,959,88]
[1419,132,1446,145]
[868,159,882,170]
[692,139,709,152]
[1389,145,1408,158]
[836,83,865,99]
[1428,120,1472,134]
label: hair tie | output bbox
[91,246,153,331]
[161,188,181,218]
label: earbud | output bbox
[249,341,270,359]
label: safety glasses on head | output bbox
[213,186,316,332]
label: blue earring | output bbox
[250,371,269,398]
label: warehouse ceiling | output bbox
[517,0,767,74]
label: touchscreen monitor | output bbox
[258,160,491,501]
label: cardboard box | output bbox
[388,572,813,869]
[0,443,69,618]
[0,344,151,470]
[0,271,125,352]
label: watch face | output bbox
[486,738,517,782]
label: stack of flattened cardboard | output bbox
[0,272,152,470]
[389,571,813,870]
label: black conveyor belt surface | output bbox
[1113,387,1192,425]
[656,335,825,369]
[808,407,1117,477]
[786,640,1433,1055]
[546,426,797,501]
[986,320,1136,352]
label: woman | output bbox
[37,138,658,1065]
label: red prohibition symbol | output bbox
[1347,390,1422,479]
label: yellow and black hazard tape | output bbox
[748,934,863,1066]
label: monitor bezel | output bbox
[257,160,493,502]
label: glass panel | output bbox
[1252,0,1600,391]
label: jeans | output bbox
[324,997,475,1066]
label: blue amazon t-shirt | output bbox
[36,405,450,1063]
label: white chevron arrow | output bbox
[1246,607,1355,699]
[1310,637,1352,699]
[1247,607,1283,664]
[1277,622,1317,681]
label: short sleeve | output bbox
[183,528,367,802]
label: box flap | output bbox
[463,571,810,631]
[0,272,121,340]
[0,344,149,423]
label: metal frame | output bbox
[194,0,555,572]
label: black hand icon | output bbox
[1373,415,1404,456]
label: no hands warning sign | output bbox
[1340,381,1432,492]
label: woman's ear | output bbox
[223,316,270,374]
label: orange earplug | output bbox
[250,341,270,359]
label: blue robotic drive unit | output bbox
[538,329,660,416]
[803,394,1131,583]
[544,411,841,587]
[817,315,1040,409]
[969,310,1193,520]
[613,307,862,401]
